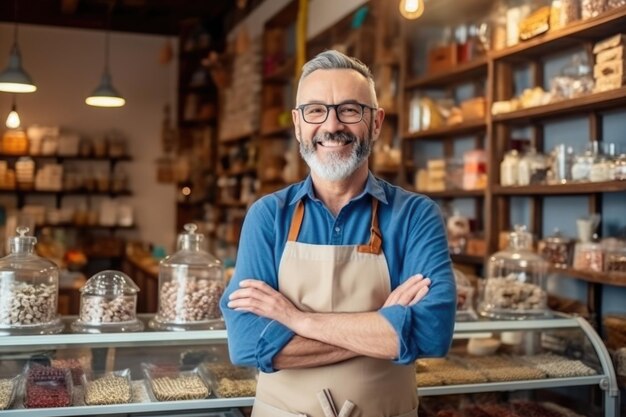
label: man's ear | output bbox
[372,108,385,140]
[292,109,301,142]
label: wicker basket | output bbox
[604,314,626,351]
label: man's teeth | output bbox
[319,139,353,147]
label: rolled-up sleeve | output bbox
[219,200,295,372]
[379,198,456,364]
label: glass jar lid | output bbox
[543,228,572,244]
[81,270,139,296]
[7,226,37,255]
[177,223,205,251]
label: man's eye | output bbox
[305,106,326,114]
[340,106,359,114]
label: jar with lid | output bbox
[573,240,604,272]
[605,243,626,273]
[0,226,63,335]
[500,150,520,186]
[518,148,549,186]
[71,270,143,333]
[149,223,225,331]
[479,225,549,319]
[612,154,626,180]
[571,150,595,182]
[538,229,574,268]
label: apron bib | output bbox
[253,199,417,417]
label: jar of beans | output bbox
[71,270,144,333]
[0,227,63,335]
[149,224,225,331]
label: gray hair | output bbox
[297,50,377,105]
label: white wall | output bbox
[0,23,178,249]
[228,0,369,41]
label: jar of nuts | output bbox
[71,270,144,333]
[149,223,225,331]
[0,226,63,335]
[479,225,549,320]
[538,229,574,268]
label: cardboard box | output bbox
[427,45,457,74]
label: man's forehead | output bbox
[298,69,371,102]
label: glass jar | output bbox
[454,268,477,321]
[500,150,520,186]
[605,246,626,273]
[612,154,626,180]
[538,229,574,268]
[518,148,549,186]
[571,150,595,182]
[479,225,549,319]
[71,270,143,333]
[149,223,225,331]
[589,156,612,182]
[0,226,63,335]
[573,241,604,272]
[581,0,606,19]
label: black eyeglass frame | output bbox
[295,102,378,124]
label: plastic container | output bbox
[82,369,132,405]
[0,226,62,335]
[479,225,549,319]
[24,364,73,408]
[71,270,144,333]
[149,224,225,331]
[0,374,20,410]
[143,363,210,401]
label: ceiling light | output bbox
[86,5,125,107]
[0,0,37,93]
[399,0,425,20]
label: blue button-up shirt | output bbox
[220,172,456,373]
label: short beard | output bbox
[299,128,373,181]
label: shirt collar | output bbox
[289,171,388,206]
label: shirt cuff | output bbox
[379,304,415,364]
[256,320,295,373]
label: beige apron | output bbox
[253,199,418,417]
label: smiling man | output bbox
[220,50,456,417]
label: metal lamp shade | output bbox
[0,44,37,93]
[85,72,126,107]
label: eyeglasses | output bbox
[296,102,377,124]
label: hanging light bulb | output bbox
[0,0,37,93]
[5,97,21,129]
[86,4,125,108]
[399,0,425,20]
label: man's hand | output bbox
[227,279,303,329]
[383,274,430,308]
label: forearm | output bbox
[292,311,398,359]
[273,335,358,369]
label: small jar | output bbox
[500,150,520,186]
[71,270,144,333]
[581,0,606,19]
[589,156,611,182]
[571,150,595,182]
[538,229,574,268]
[573,241,604,272]
[518,148,549,186]
[605,246,626,273]
[612,154,626,180]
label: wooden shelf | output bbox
[260,125,293,138]
[492,7,626,61]
[405,57,488,89]
[451,254,484,265]
[549,267,626,287]
[493,181,626,195]
[0,153,132,162]
[493,87,626,124]
[424,189,486,198]
[403,119,487,141]
[218,132,256,145]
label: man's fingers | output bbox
[409,286,429,306]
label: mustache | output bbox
[313,131,357,145]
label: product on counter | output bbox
[25,365,72,408]
[511,401,566,417]
[215,377,256,398]
[203,363,256,380]
[481,366,547,382]
[51,358,87,386]
[149,374,209,401]
[467,338,501,356]
[482,275,547,312]
[522,354,597,377]
[439,369,488,385]
[477,403,522,417]
[415,358,462,373]
[0,226,62,335]
[150,224,225,331]
[84,373,131,405]
[72,270,144,333]
[415,372,444,387]
[0,378,17,410]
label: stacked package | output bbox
[593,34,626,93]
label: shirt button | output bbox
[335,227,341,232]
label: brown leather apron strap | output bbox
[287,200,305,242]
[357,198,382,254]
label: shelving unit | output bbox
[0,314,618,416]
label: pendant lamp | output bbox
[399,0,425,20]
[86,5,125,107]
[0,0,37,93]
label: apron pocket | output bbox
[252,398,309,417]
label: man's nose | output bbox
[321,107,345,131]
